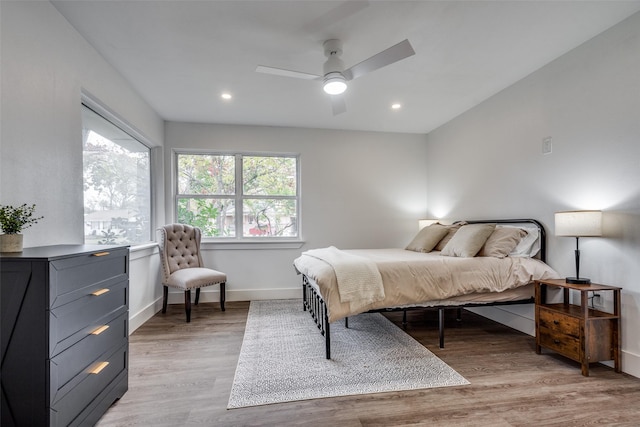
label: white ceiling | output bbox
[52,1,640,134]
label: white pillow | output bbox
[499,225,540,257]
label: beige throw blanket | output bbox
[302,246,385,313]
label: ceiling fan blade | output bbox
[343,39,415,81]
[255,65,321,80]
[331,95,347,116]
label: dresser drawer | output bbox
[50,279,127,356]
[68,369,128,427]
[539,328,580,361]
[50,247,128,308]
[50,312,127,399]
[50,342,127,427]
[538,308,580,337]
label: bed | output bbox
[293,219,561,359]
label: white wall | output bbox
[425,12,640,377]
[4,2,637,377]
[0,1,165,332]
[164,122,428,302]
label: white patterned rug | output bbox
[227,299,469,409]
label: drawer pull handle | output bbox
[91,288,110,296]
[92,251,110,257]
[554,339,561,344]
[89,361,109,375]
[91,325,110,335]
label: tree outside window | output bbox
[82,105,152,245]
[176,153,298,239]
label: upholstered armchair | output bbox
[157,224,227,322]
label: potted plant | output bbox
[0,203,44,252]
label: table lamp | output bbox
[554,210,602,284]
[418,219,439,230]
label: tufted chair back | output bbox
[158,224,204,281]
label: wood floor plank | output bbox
[96,302,640,426]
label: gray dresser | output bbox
[1,245,129,426]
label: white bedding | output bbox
[294,248,561,322]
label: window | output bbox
[176,153,299,239]
[82,104,152,245]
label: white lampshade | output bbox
[418,219,439,230]
[555,210,602,237]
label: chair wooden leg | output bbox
[185,290,192,323]
[195,287,201,305]
[220,282,226,311]
[162,286,168,313]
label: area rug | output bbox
[227,299,469,409]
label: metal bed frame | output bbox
[301,219,547,359]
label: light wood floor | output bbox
[97,301,640,426]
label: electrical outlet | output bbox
[542,137,552,154]
[593,294,603,306]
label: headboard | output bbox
[465,218,547,263]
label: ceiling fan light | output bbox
[323,73,347,95]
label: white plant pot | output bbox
[0,234,23,252]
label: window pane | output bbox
[178,154,235,195]
[243,156,296,196]
[243,199,297,237]
[82,106,151,245]
[175,153,299,240]
[177,198,235,237]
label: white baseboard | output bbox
[165,287,301,303]
[129,298,164,333]
[621,350,640,378]
[465,305,535,336]
[129,289,640,380]
[128,288,301,333]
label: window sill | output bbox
[201,240,305,250]
[129,242,158,260]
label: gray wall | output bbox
[425,11,640,377]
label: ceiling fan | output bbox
[256,38,415,115]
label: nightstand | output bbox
[534,279,621,376]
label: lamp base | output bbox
[566,277,591,285]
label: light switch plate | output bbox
[542,137,552,154]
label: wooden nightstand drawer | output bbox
[535,279,621,377]
[538,308,579,337]
[538,328,580,360]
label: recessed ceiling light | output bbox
[391,103,402,110]
[221,93,232,100]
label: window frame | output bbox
[81,92,156,248]
[173,150,301,244]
